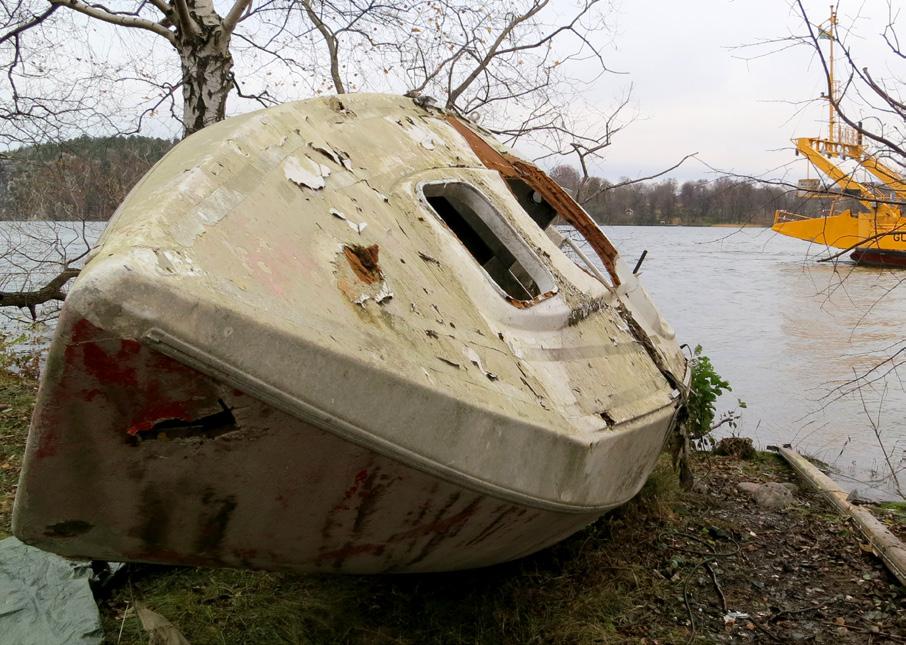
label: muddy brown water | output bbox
[4,222,904,499]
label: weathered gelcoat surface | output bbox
[14,94,686,572]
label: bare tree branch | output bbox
[299,0,345,93]
[578,153,699,206]
[445,0,550,108]
[48,0,174,42]
[0,3,58,45]
[0,267,78,319]
[223,0,253,33]
[172,0,200,37]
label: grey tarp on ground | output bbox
[0,536,103,645]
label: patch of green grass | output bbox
[751,450,783,464]
[877,501,906,515]
[102,459,682,645]
[874,501,906,535]
[0,351,38,538]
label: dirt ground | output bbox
[636,452,906,643]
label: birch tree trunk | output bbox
[175,0,235,135]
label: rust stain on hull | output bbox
[343,244,383,284]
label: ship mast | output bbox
[827,6,836,149]
[815,5,862,160]
[771,3,906,256]
[808,5,906,199]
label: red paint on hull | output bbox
[15,315,602,573]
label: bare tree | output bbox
[300,0,622,158]
[2,0,254,136]
[0,0,629,318]
[1,0,620,138]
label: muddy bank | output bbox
[672,452,905,643]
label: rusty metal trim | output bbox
[505,289,558,309]
[446,116,621,286]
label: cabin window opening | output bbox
[505,177,614,288]
[506,178,558,229]
[422,182,555,303]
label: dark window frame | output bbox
[420,180,557,306]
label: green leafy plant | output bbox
[685,345,733,447]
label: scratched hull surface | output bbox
[17,321,605,572]
[14,94,686,572]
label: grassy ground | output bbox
[0,343,38,539]
[1,356,905,643]
[871,501,906,543]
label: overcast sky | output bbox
[583,0,899,183]
[42,0,897,187]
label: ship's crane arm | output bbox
[795,137,877,210]
[858,156,906,201]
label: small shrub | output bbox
[685,345,732,448]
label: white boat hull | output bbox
[13,94,686,572]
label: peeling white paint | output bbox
[464,347,498,381]
[437,357,462,369]
[375,283,393,304]
[330,208,367,234]
[393,116,437,150]
[311,143,354,171]
[154,248,202,276]
[353,281,393,307]
[283,155,330,190]
[174,166,219,201]
[227,139,249,157]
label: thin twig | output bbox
[704,562,727,612]
[769,599,837,623]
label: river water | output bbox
[605,226,906,500]
[2,222,904,498]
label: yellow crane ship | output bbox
[772,7,906,267]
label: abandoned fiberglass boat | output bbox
[13,94,687,573]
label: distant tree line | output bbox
[0,136,831,226]
[0,136,173,221]
[549,165,825,226]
